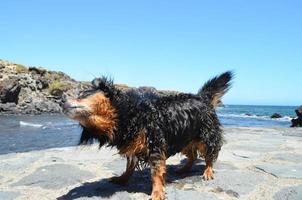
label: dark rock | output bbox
[28,83,36,91]
[0,78,21,104]
[18,101,62,114]
[36,79,48,90]
[34,101,61,113]
[271,113,282,119]
[51,89,64,97]
[0,103,18,114]
[28,67,47,76]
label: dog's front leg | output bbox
[110,156,137,185]
[150,154,166,200]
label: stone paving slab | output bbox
[0,191,21,200]
[13,164,95,189]
[273,185,302,200]
[255,163,302,179]
[1,127,302,200]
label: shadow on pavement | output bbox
[58,160,206,200]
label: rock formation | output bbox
[0,60,90,114]
[271,113,282,119]
[0,59,176,115]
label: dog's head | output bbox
[63,77,118,140]
[296,106,302,117]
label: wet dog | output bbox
[63,71,233,200]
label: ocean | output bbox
[218,105,296,127]
[0,105,298,155]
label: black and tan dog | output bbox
[63,71,233,200]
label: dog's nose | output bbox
[62,102,72,110]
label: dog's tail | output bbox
[198,71,233,108]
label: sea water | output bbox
[0,105,298,154]
[218,105,296,127]
[0,114,81,155]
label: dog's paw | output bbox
[109,176,129,185]
[151,190,165,200]
[202,168,214,181]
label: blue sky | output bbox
[0,0,301,106]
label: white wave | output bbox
[44,121,78,127]
[20,119,78,129]
[218,113,293,122]
[20,121,43,128]
[276,116,293,122]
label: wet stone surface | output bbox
[273,185,302,200]
[166,187,220,200]
[13,164,95,189]
[0,191,21,200]
[1,127,302,199]
[256,163,302,179]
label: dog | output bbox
[63,71,233,200]
[291,106,302,127]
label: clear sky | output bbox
[0,0,301,106]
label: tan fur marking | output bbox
[78,93,117,141]
[151,155,166,200]
[178,141,198,174]
[119,130,147,156]
[180,140,213,180]
[203,160,214,180]
[191,141,214,180]
[181,139,207,158]
[195,142,207,158]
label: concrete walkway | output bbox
[1,127,302,200]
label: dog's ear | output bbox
[91,76,115,98]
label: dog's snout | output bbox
[63,102,72,110]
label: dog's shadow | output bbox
[57,160,206,200]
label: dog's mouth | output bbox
[62,102,91,119]
[65,105,85,110]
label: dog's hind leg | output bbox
[195,142,214,180]
[177,142,198,174]
[109,156,137,185]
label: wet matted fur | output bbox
[63,71,233,200]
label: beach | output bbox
[1,1,301,199]
[1,126,302,200]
